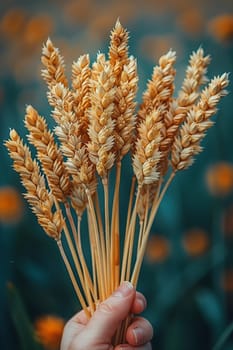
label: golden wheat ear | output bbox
[109,18,129,71]
[25,105,71,202]
[5,129,64,240]
[171,73,229,171]
[87,53,116,178]
[41,38,68,89]
[166,48,211,148]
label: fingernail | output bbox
[112,281,134,297]
[132,327,144,345]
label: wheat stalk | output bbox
[5,20,229,346]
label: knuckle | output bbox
[98,300,115,314]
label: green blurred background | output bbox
[1,0,233,349]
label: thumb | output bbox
[84,282,135,344]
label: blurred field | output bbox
[1,0,233,349]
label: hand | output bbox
[60,282,153,350]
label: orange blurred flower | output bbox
[182,228,209,257]
[205,162,233,196]
[146,235,170,263]
[0,8,26,39]
[23,15,54,47]
[0,186,23,224]
[176,8,204,36]
[34,315,65,350]
[208,14,233,42]
[221,270,233,293]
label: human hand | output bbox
[60,282,153,350]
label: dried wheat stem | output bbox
[137,220,144,259]
[131,171,175,285]
[65,203,95,305]
[94,191,108,295]
[59,213,88,297]
[94,192,106,260]
[110,161,121,291]
[125,176,136,234]
[51,192,90,305]
[76,215,97,309]
[85,187,106,300]
[146,172,175,245]
[121,187,141,283]
[87,207,98,299]
[56,240,90,317]
[138,186,150,252]
[65,203,79,250]
[140,180,162,236]
[102,176,111,296]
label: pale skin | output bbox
[61,282,153,350]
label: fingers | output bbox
[60,310,87,350]
[84,282,136,343]
[126,317,154,347]
[61,285,152,350]
[131,292,147,314]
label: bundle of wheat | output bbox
[5,19,229,345]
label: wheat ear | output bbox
[25,105,71,202]
[172,73,229,171]
[166,48,211,152]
